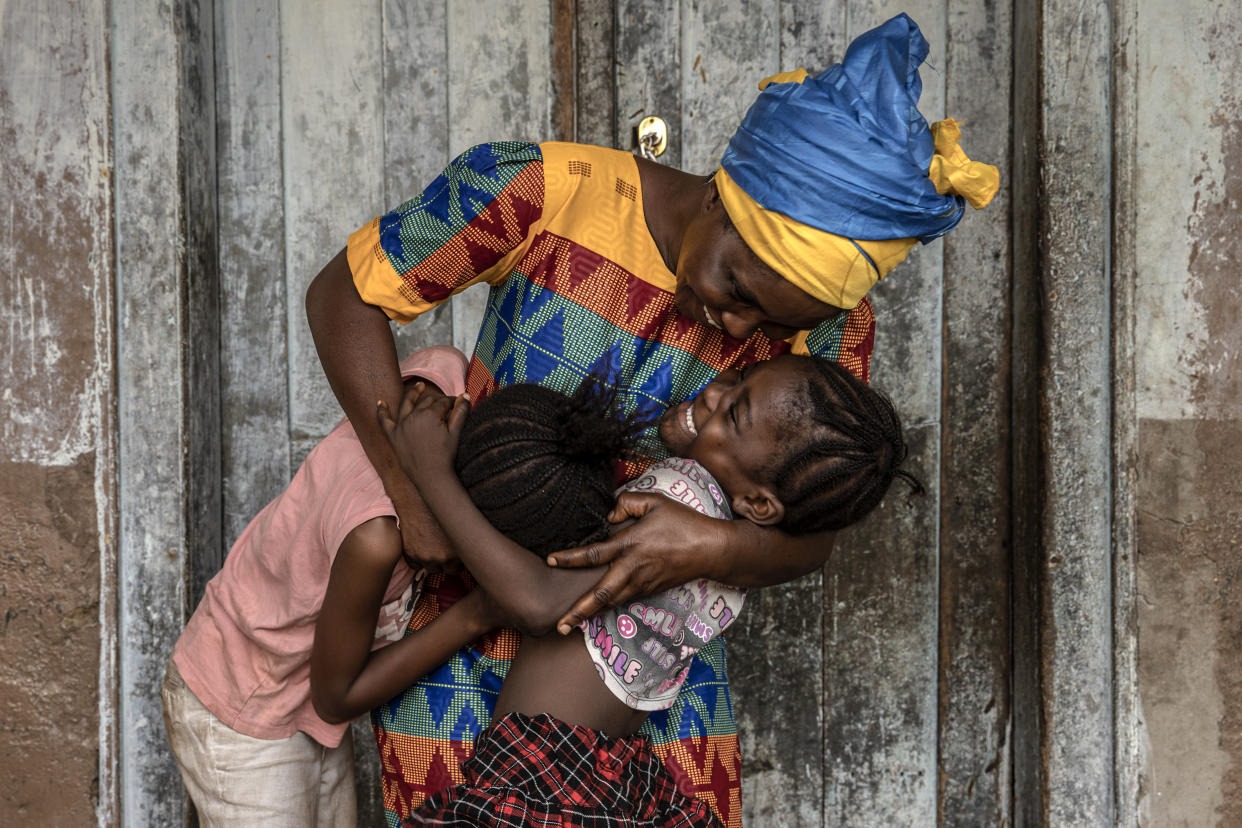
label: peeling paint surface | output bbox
[111,0,206,822]
[445,1,553,356]
[281,0,387,441]
[0,0,112,467]
[826,426,940,826]
[1134,3,1236,422]
[1133,2,1242,826]
[0,0,113,824]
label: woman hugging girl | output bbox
[380,351,918,826]
[161,345,915,827]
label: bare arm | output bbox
[305,248,454,570]
[377,386,607,637]
[546,491,834,633]
[309,516,496,724]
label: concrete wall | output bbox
[1125,0,1242,823]
[2,0,1239,825]
[0,0,115,823]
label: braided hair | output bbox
[770,356,923,535]
[455,377,651,558]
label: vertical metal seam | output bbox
[1108,0,1142,822]
[176,0,193,624]
[98,0,122,819]
[380,0,389,207]
[1101,0,1118,821]
[108,0,130,816]
[936,1,951,822]
[278,0,296,475]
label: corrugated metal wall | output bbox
[5,0,1242,824]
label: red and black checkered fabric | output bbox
[404,712,722,827]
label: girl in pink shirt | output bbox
[161,346,494,827]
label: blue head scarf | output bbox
[720,13,977,244]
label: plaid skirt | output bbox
[404,712,722,827]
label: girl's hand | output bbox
[377,382,471,489]
[456,583,514,633]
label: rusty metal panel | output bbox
[383,0,455,361]
[1127,0,1242,825]
[575,0,617,148]
[937,0,1014,823]
[825,428,939,827]
[446,0,551,355]
[113,0,218,822]
[1036,0,1116,823]
[215,0,292,551]
[615,0,680,165]
[281,0,385,459]
[0,0,115,822]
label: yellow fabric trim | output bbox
[788,329,811,356]
[715,168,915,310]
[347,215,532,325]
[539,142,674,292]
[757,68,808,90]
[347,218,426,323]
[927,119,1000,209]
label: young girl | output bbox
[160,346,494,827]
[378,352,917,826]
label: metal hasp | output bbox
[637,115,668,160]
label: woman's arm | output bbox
[305,248,455,571]
[546,492,835,633]
[377,387,607,637]
[309,516,495,724]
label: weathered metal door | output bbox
[19,0,1242,825]
[116,1,1019,824]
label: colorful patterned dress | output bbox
[346,140,875,827]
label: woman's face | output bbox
[674,183,843,341]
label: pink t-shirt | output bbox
[173,345,469,747]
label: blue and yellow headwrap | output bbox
[718,13,999,309]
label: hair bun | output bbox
[558,381,638,464]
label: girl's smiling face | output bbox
[658,355,810,524]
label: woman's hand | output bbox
[389,486,459,574]
[547,492,837,633]
[377,382,471,491]
[545,492,733,634]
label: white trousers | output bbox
[161,659,358,827]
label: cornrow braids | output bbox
[454,376,653,559]
[771,356,923,535]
